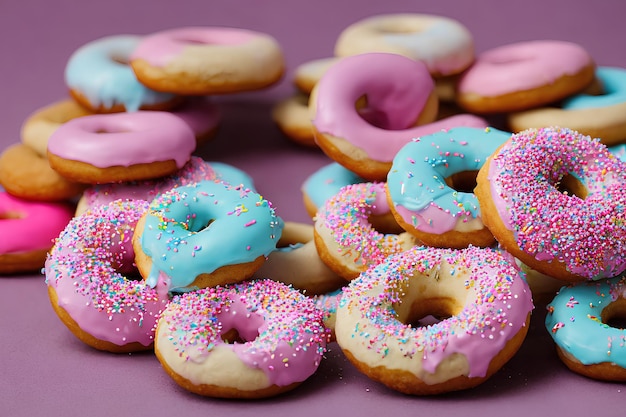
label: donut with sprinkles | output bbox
[475,126,626,282]
[335,245,533,395]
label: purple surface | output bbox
[1,0,626,415]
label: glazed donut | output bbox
[133,180,283,292]
[65,35,181,113]
[254,222,345,296]
[154,279,329,399]
[0,143,85,201]
[475,126,626,281]
[610,143,626,162]
[334,14,474,77]
[45,199,169,352]
[0,191,74,275]
[386,126,511,248]
[130,27,285,95]
[314,181,419,280]
[75,156,254,215]
[271,93,316,147]
[456,40,595,114]
[301,162,365,219]
[508,66,626,145]
[335,245,533,395]
[20,99,92,157]
[545,276,626,381]
[47,111,196,184]
[310,52,488,180]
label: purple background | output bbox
[1,0,625,415]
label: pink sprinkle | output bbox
[244,220,257,227]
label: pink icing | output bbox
[393,203,459,234]
[159,279,328,386]
[131,27,263,67]
[171,97,221,138]
[47,111,195,169]
[0,192,73,254]
[45,200,169,348]
[457,40,592,97]
[313,53,487,161]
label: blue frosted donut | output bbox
[609,143,626,162]
[301,162,365,217]
[545,276,626,381]
[133,180,284,292]
[386,126,510,248]
[65,35,179,112]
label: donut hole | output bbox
[192,218,215,233]
[0,210,25,220]
[556,173,588,200]
[601,298,626,330]
[220,327,258,344]
[110,54,130,66]
[94,127,131,134]
[377,22,422,35]
[403,297,462,328]
[445,170,478,194]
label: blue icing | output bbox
[209,161,256,191]
[302,162,365,209]
[546,276,626,368]
[65,35,175,111]
[609,144,626,163]
[562,66,626,110]
[140,180,283,292]
[387,126,510,218]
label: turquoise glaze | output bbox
[546,276,626,368]
[301,163,365,210]
[562,67,626,109]
[609,143,626,162]
[65,35,176,111]
[211,161,256,190]
[386,126,510,233]
[140,180,284,292]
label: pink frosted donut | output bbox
[314,182,419,280]
[47,111,196,184]
[475,126,626,281]
[154,279,329,399]
[44,199,170,352]
[310,52,488,180]
[171,97,221,145]
[456,40,595,114]
[130,27,285,95]
[0,191,74,274]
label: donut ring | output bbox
[335,245,533,395]
[293,57,341,94]
[130,27,285,95]
[456,40,595,114]
[271,93,316,147]
[508,66,626,145]
[20,99,93,157]
[546,276,626,381]
[0,143,85,201]
[47,111,196,184]
[0,191,74,275]
[154,279,329,399]
[45,200,169,352]
[65,35,181,113]
[475,126,626,281]
[133,180,283,292]
[310,52,487,180]
[314,182,419,280]
[386,126,511,248]
[334,13,474,77]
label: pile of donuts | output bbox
[1,13,626,400]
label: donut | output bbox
[254,222,345,296]
[508,66,626,145]
[44,199,169,352]
[386,126,511,248]
[47,111,196,184]
[0,191,74,275]
[314,181,419,280]
[65,35,181,113]
[545,275,626,381]
[20,99,92,157]
[171,97,221,146]
[0,143,85,201]
[310,52,488,180]
[75,156,254,215]
[130,27,285,95]
[293,57,340,94]
[301,162,365,219]
[271,93,316,147]
[335,245,534,395]
[475,126,626,281]
[610,143,626,162]
[311,287,343,342]
[154,279,329,399]
[456,40,595,114]
[334,14,474,77]
[133,180,284,292]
